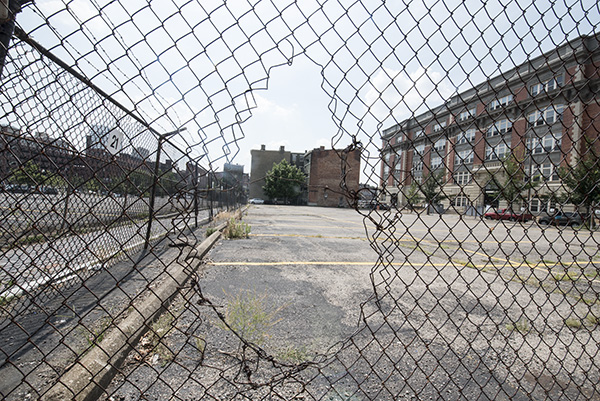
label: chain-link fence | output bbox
[1,0,599,400]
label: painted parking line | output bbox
[207,259,600,284]
[250,233,368,240]
[207,261,376,266]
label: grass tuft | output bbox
[565,318,582,329]
[506,317,530,334]
[218,289,285,347]
[224,218,251,239]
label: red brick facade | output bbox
[306,146,361,207]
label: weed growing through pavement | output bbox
[224,218,251,239]
[206,227,217,237]
[553,271,578,282]
[277,345,309,363]
[506,317,530,334]
[149,310,176,366]
[585,312,599,326]
[138,297,185,366]
[565,317,582,329]
[79,316,112,350]
[218,289,285,349]
[0,295,14,307]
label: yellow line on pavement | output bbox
[208,261,376,266]
[250,233,367,240]
[206,260,600,284]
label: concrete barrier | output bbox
[42,223,226,401]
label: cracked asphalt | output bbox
[102,205,600,401]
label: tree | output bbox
[11,160,46,187]
[560,152,600,227]
[262,160,305,203]
[420,170,446,215]
[490,152,538,212]
[403,181,421,210]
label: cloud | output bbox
[251,93,295,118]
[364,66,454,122]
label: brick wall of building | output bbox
[306,146,360,207]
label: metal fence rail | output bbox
[1,0,599,400]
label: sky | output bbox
[7,0,600,184]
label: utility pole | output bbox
[0,0,33,77]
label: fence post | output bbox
[193,161,199,229]
[143,128,185,250]
[60,185,72,232]
[209,171,214,221]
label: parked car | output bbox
[249,198,264,204]
[538,212,583,227]
[484,208,534,222]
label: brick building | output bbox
[249,145,304,200]
[380,34,600,216]
[250,144,362,207]
[305,146,361,207]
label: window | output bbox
[413,130,424,138]
[433,121,447,132]
[485,142,509,161]
[434,138,446,153]
[431,156,443,169]
[530,198,541,213]
[457,129,476,144]
[414,144,425,155]
[527,133,562,154]
[455,149,474,165]
[488,95,513,111]
[454,171,471,186]
[530,163,559,182]
[530,75,564,96]
[412,159,423,172]
[487,119,512,137]
[458,107,476,122]
[452,194,469,207]
[528,104,566,127]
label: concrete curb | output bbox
[41,222,228,401]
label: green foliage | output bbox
[158,170,182,196]
[206,227,217,237]
[83,316,112,348]
[10,161,46,187]
[586,313,599,326]
[491,152,538,211]
[553,271,578,282]
[219,289,285,347]
[277,345,309,363]
[506,317,530,333]
[224,218,251,239]
[559,150,600,223]
[262,159,305,202]
[420,171,446,214]
[403,181,421,207]
[565,318,582,329]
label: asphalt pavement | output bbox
[101,205,600,400]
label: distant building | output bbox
[1,126,78,181]
[249,145,304,200]
[304,146,361,207]
[223,163,244,188]
[380,34,600,216]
